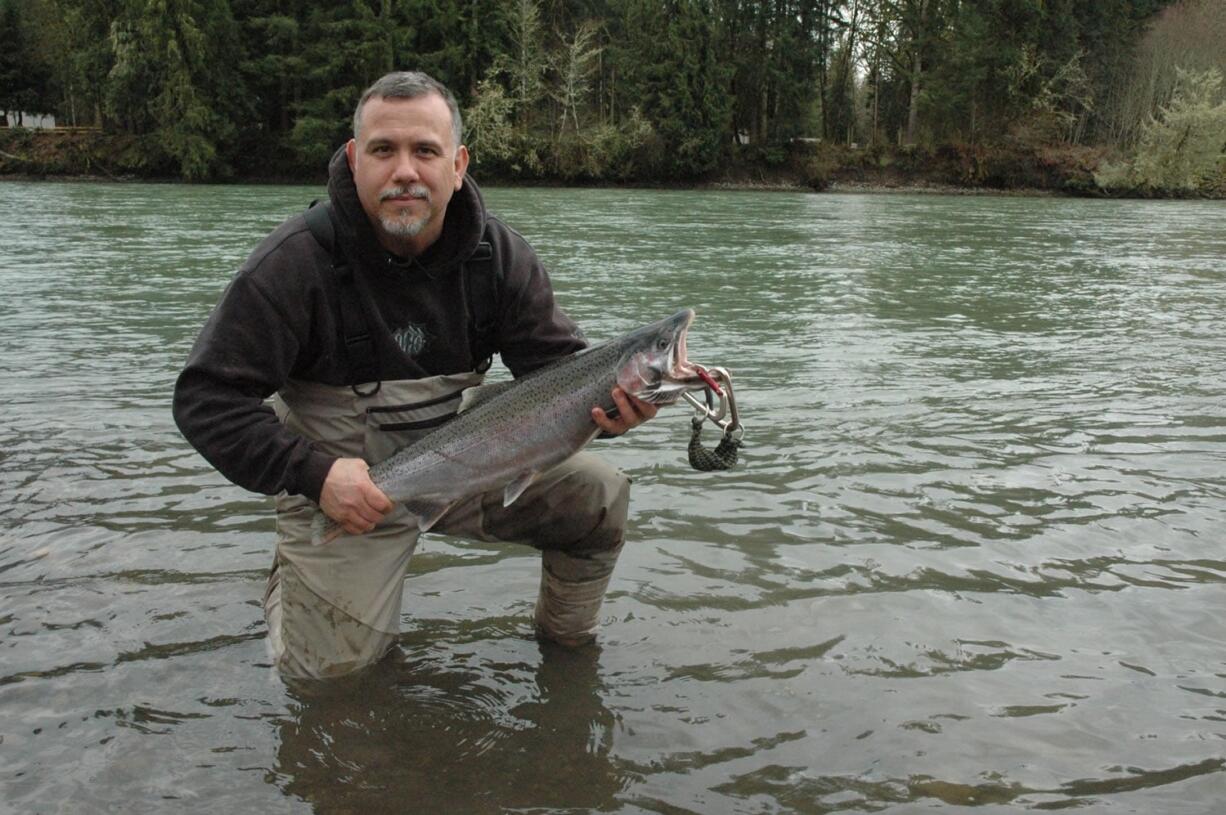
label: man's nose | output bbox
[391,151,420,182]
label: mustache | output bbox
[379,185,431,203]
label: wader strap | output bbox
[463,239,499,374]
[305,200,503,381]
[306,201,381,396]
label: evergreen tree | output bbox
[24,0,116,128]
[615,0,731,178]
[105,0,248,178]
[4,0,1200,184]
[0,0,42,124]
[236,0,308,139]
[289,2,403,167]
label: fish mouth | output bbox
[669,310,703,385]
[632,308,711,405]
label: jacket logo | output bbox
[392,323,428,358]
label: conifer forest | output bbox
[1,0,1223,194]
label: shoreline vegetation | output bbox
[2,126,1221,199]
[4,0,1224,200]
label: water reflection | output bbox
[274,640,628,813]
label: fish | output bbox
[313,308,705,544]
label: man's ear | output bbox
[345,139,356,171]
[453,145,470,189]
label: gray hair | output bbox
[352,71,463,146]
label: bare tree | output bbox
[1110,0,1226,147]
[504,0,548,129]
[554,19,602,136]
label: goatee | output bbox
[379,184,431,237]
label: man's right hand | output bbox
[319,458,394,536]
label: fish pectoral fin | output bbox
[503,471,540,507]
[403,499,455,533]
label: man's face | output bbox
[346,93,469,256]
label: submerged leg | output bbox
[267,496,421,680]
[436,451,632,646]
[264,557,402,680]
[535,542,625,647]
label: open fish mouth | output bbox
[630,309,711,405]
[667,313,704,385]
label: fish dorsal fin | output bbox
[458,380,518,413]
[503,470,539,507]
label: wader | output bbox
[263,374,630,680]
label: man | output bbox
[173,71,656,680]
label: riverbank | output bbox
[3,126,1222,199]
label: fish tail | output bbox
[310,511,344,546]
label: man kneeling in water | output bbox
[173,70,656,679]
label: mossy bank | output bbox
[3,126,1222,199]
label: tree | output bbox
[503,0,549,128]
[465,69,524,172]
[0,0,53,124]
[859,0,948,146]
[15,0,104,126]
[0,0,49,124]
[6,0,1202,184]
[926,0,1088,145]
[826,0,861,144]
[553,19,602,136]
[105,0,248,178]
[236,0,308,137]
[1131,66,1226,191]
[288,1,409,168]
[1108,0,1225,147]
[616,0,731,178]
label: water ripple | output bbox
[2,183,1224,812]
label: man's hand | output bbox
[319,458,393,536]
[592,386,658,436]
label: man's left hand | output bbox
[592,386,658,435]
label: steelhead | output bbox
[314,308,705,544]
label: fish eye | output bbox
[656,337,669,351]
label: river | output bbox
[1,180,1224,813]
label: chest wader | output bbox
[263,204,630,680]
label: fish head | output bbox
[615,308,706,405]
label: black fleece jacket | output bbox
[173,148,585,504]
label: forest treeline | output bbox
[1,0,1224,195]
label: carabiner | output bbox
[683,365,741,437]
[683,365,743,471]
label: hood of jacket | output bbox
[325,146,488,278]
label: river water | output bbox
[1,180,1224,813]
